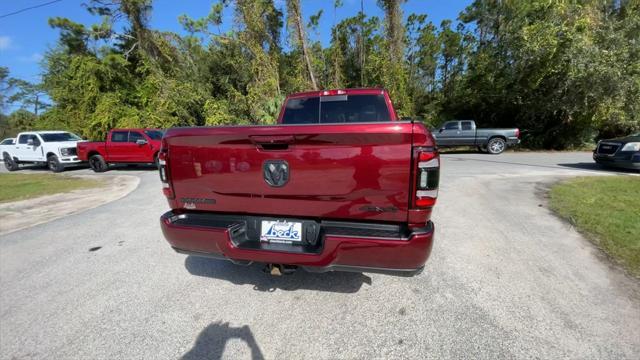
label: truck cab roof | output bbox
[109,128,162,132]
[18,131,72,134]
[287,88,387,98]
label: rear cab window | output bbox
[281,94,391,124]
[461,121,474,131]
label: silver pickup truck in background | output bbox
[433,120,520,154]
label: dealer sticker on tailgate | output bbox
[260,220,302,243]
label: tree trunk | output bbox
[289,0,318,90]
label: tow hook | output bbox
[264,264,297,276]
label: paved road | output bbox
[1,152,639,359]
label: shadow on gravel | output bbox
[185,255,372,293]
[182,321,264,360]
[558,162,639,174]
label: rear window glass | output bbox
[461,121,473,130]
[282,97,319,124]
[281,94,391,124]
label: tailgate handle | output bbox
[250,135,295,150]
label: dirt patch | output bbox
[0,175,139,235]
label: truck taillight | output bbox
[412,148,439,209]
[515,128,520,138]
[159,140,174,199]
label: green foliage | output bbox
[454,0,640,148]
[2,0,637,147]
[8,110,37,133]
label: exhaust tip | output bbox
[263,264,297,276]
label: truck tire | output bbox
[89,154,108,173]
[487,138,506,155]
[48,155,65,173]
[3,154,19,171]
[154,152,160,169]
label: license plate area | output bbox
[260,220,303,243]
[229,216,322,254]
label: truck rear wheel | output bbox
[3,154,19,171]
[48,155,65,173]
[487,138,506,154]
[89,154,108,173]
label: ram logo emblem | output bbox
[263,160,289,187]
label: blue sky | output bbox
[0,0,471,92]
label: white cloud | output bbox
[0,35,11,50]
[18,53,43,63]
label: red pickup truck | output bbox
[77,128,164,172]
[159,89,440,276]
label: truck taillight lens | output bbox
[515,128,520,138]
[413,149,439,208]
[159,140,174,199]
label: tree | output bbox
[378,0,409,115]
[0,67,14,113]
[7,110,37,133]
[8,80,49,115]
[286,0,318,90]
[2,0,635,148]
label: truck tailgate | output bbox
[164,122,414,223]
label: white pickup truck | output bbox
[1,131,85,172]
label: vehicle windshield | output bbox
[281,94,391,124]
[144,130,164,140]
[40,132,82,142]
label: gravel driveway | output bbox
[1,152,639,359]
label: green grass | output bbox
[550,176,640,277]
[0,173,103,203]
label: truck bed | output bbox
[77,141,106,161]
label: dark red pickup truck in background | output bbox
[159,89,440,276]
[77,128,164,172]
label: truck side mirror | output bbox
[136,139,148,145]
[439,128,444,133]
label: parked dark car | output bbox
[432,120,520,154]
[593,133,640,171]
